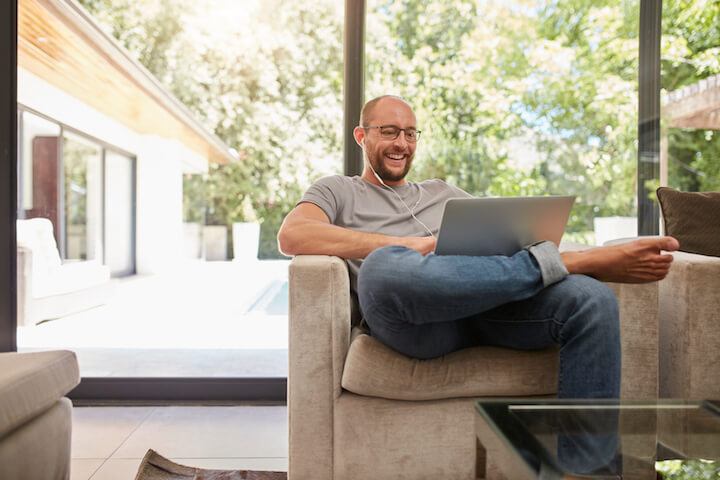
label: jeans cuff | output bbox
[526,241,568,287]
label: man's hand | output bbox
[403,235,437,256]
[561,236,680,283]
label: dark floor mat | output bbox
[134,450,287,480]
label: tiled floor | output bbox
[70,406,288,480]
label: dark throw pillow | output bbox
[656,187,720,257]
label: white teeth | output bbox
[386,154,404,160]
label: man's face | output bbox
[360,99,418,183]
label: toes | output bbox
[649,254,674,264]
[660,236,680,251]
[638,236,680,253]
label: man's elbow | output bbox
[277,227,298,257]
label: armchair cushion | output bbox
[33,260,110,298]
[0,350,79,438]
[16,218,62,273]
[342,333,558,401]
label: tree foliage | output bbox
[366,0,642,240]
[79,0,718,254]
[662,0,720,193]
[79,0,343,258]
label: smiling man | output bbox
[278,94,678,399]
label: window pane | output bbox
[62,131,103,261]
[366,0,640,245]
[19,111,61,232]
[104,150,135,276]
[17,0,343,379]
[661,1,720,192]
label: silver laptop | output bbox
[434,196,575,257]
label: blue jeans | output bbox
[357,246,621,399]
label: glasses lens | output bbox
[405,129,418,142]
[379,126,400,139]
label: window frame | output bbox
[1,0,662,400]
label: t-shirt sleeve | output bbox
[297,176,344,224]
[438,179,474,199]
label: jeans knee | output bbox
[358,246,415,314]
[359,246,415,289]
[584,279,618,319]
[559,275,619,335]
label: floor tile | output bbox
[112,406,288,459]
[72,407,155,459]
[88,459,142,480]
[70,459,104,480]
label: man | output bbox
[278,95,678,399]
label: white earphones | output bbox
[367,160,436,238]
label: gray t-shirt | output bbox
[298,175,472,291]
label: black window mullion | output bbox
[343,0,365,177]
[637,0,662,235]
[0,0,18,353]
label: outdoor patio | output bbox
[17,259,290,378]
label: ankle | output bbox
[561,250,594,276]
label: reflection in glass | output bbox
[511,406,621,478]
[482,402,720,479]
[63,131,103,261]
[661,1,720,193]
[20,111,62,238]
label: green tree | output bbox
[367,0,641,242]
[79,0,343,258]
[662,0,720,193]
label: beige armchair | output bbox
[658,251,720,400]
[288,255,659,480]
[0,350,80,480]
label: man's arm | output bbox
[277,202,435,258]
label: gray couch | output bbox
[0,350,80,480]
[288,255,659,480]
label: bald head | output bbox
[359,95,413,127]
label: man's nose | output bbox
[393,132,409,149]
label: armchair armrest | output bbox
[288,255,352,480]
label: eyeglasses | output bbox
[363,125,422,143]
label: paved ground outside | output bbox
[18,260,290,377]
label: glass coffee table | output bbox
[474,399,720,479]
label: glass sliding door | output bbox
[104,149,135,277]
[13,0,342,396]
[366,0,641,246]
[19,111,61,238]
[62,131,103,262]
[661,1,720,193]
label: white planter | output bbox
[593,217,637,246]
[203,225,228,261]
[233,222,260,261]
[182,223,203,259]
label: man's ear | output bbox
[353,126,365,147]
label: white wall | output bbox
[135,137,185,274]
[18,68,208,274]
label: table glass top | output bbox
[475,399,720,479]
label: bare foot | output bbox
[561,237,680,283]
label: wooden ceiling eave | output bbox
[18,0,235,165]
